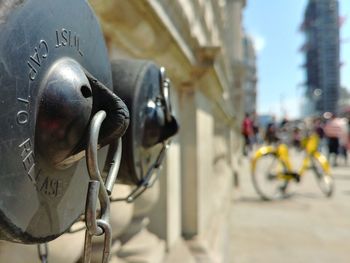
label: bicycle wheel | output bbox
[252,153,289,200]
[312,157,334,197]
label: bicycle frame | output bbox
[251,144,294,181]
[251,134,330,181]
[301,134,331,175]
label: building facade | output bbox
[88,0,248,262]
[301,0,340,116]
[243,35,257,115]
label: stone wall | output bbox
[0,1,248,262]
[88,0,248,262]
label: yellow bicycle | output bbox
[251,133,334,200]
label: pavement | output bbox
[230,151,350,263]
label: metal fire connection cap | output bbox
[36,58,93,168]
[0,0,112,243]
[111,59,179,186]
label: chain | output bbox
[37,243,48,263]
[68,67,172,260]
[82,110,121,263]
[67,138,122,235]
[111,141,169,203]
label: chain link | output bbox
[83,110,121,263]
[37,243,48,263]
[68,138,122,235]
[111,141,169,203]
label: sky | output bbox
[243,0,350,120]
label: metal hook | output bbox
[104,137,122,195]
[159,67,172,122]
[85,180,103,236]
[86,110,110,222]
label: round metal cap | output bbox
[0,0,112,242]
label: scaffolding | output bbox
[300,0,340,116]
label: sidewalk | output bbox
[230,154,350,263]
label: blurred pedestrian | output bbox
[265,118,278,144]
[292,126,301,149]
[313,117,325,152]
[252,112,260,145]
[278,117,290,143]
[324,114,342,166]
[241,113,253,156]
[338,117,349,164]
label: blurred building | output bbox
[243,35,257,115]
[338,87,350,114]
[300,0,340,116]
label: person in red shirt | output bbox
[242,113,254,156]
